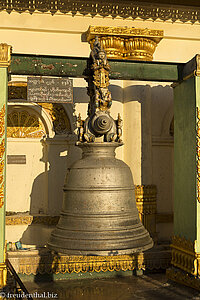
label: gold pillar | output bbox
[135,185,157,241]
[86,26,163,61]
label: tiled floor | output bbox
[24,273,200,300]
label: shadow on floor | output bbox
[24,273,200,300]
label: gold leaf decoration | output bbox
[0,139,5,161]
[0,183,4,208]
[0,105,5,137]
[87,26,163,61]
[0,43,12,67]
[7,110,46,138]
[39,103,71,134]
[0,160,4,176]
[171,235,197,276]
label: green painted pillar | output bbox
[0,43,11,290]
[167,55,200,289]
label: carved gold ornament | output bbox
[197,108,200,202]
[168,235,200,290]
[167,268,200,291]
[87,26,163,61]
[0,1,199,24]
[0,43,12,67]
[38,103,71,134]
[7,110,46,138]
[135,185,157,239]
[7,249,170,276]
[0,161,4,179]
[0,184,4,209]
[0,139,5,161]
[170,235,199,276]
[0,105,5,136]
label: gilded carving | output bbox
[39,103,71,134]
[0,184,4,209]
[0,43,12,67]
[0,161,4,182]
[0,1,199,23]
[0,139,5,162]
[135,185,157,239]
[166,268,200,291]
[87,26,163,61]
[0,105,5,136]
[171,235,197,276]
[197,107,200,202]
[7,110,46,138]
[8,247,171,276]
[77,36,121,143]
[87,26,163,38]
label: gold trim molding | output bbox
[0,1,199,24]
[171,235,200,276]
[8,246,171,275]
[135,185,157,239]
[0,43,12,67]
[87,26,163,61]
[0,104,5,209]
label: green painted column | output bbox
[0,43,11,290]
[168,56,200,288]
[174,76,197,242]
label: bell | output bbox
[48,36,153,255]
[48,142,153,255]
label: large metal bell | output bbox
[48,142,153,255]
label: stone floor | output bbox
[24,273,200,300]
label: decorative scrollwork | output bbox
[0,105,5,137]
[0,183,4,208]
[39,103,71,135]
[0,139,5,162]
[7,110,46,138]
[171,235,197,276]
[87,26,163,61]
[0,1,199,23]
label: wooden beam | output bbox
[10,54,184,82]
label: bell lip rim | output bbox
[47,240,154,256]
